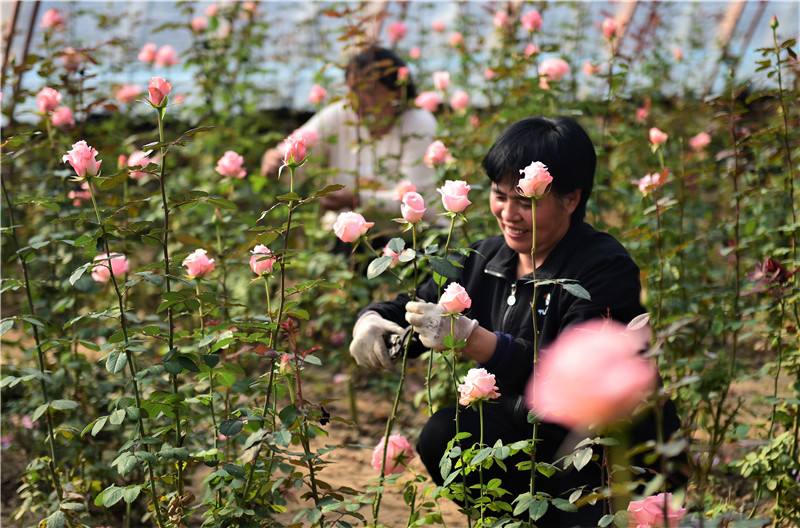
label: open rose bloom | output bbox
[438,180,471,213]
[371,434,414,475]
[439,282,471,314]
[414,91,441,113]
[332,212,374,243]
[458,368,500,407]
[37,87,62,113]
[627,492,686,528]
[424,140,453,168]
[62,141,102,180]
[517,161,553,198]
[183,249,215,279]
[527,319,657,430]
[400,192,426,223]
[216,151,247,179]
[249,245,276,275]
[91,253,130,283]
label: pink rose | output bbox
[62,140,102,179]
[431,20,445,32]
[583,60,601,76]
[673,46,683,61]
[205,4,219,16]
[689,132,711,151]
[333,212,374,243]
[51,106,74,128]
[524,43,539,57]
[183,248,215,279]
[307,84,327,105]
[449,90,469,111]
[484,68,496,80]
[521,10,542,32]
[282,134,306,165]
[393,180,417,201]
[408,48,420,61]
[191,17,208,33]
[527,319,657,429]
[627,493,686,528]
[432,71,451,92]
[91,253,130,283]
[517,161,553,198]
[401,192,426,223]
[293,127,319,149]
[371,434,414,475]
[40,9,66,30]
[439,282,472,314]
[447,32,464,47]
[127,151,154,181]
[438,180,471,213]
[114,84,142,104]
[414,91,441,113]
[387,21,407,42]
[397,66,410,80]
[250,244,276,275]
[216,150,247,179]
[633,170,668,194]
[155,45,179,67]
[493,11,509,28]
[147,77,172,107]
[602,17,618,38]
[649,127,668,146]
[61,47,84,70]
[383,245,401,266]
[138,43,157,63]
[241,1,257,16]
[539,58,570,82]
[636,107,649,123]
[37,87,62,113]
[424,140,453,168]
[458,367,500,406]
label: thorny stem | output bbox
[528,197,540,515]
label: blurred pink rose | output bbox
[250,244,276,275]
[51,106,74,128]
[517,161,553,198]
[41,8,66,30]
[155,45,179,67]
[382,245,401,266]
[521,10,542,32]
[409,47,420,60]
[216,151,247,179]
[636,107,649,123]
[91,253,130,283]
[689,132,711,151]
[470,115,480,128]
[431,20,445,32]
[292,127,319,149]
[183,249,215,279]
[205,4,219,16]
[114,84,143,104]
[127,151,155,181]
[449,90,469,111]
[68,182,91,207]
[633,170,668,194]
[191,17,208,33]
[526,319,657,429]
[524,43,539,57]
[673,46,683,61]
[484,68,496,80]
[397,66,410,81]
[282,134,306,165]
[649,127,668,146]
[307,84,327,104]
[371,434,414,475]
[602,17,618,38]
[62,140,102,179]
[438,180,471,213]
[401,191,426,223]
[414,91,441,112]
[447,32,464,47]
[147,77,172,106]
[432,71,450,91]
[627,493,686,528]
[37,87,62,113]
[458,367,500,406]
[393,180,417,201]
[440,282,472,315]
[424,140,453,167]
[138,43,157,63]
[387,21,408,42]
[539,58,570,82]
[117,154,128,169]
[493,11,509,28]
[583,60,601,76]
[60,46,84,70]
[333,212,374,243]
[241,1,257,16]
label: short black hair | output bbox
[345,46,418,99]
[481,116,596,222]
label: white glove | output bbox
[349,311,405,370]
[404,301,479,352]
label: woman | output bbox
[350,116,686,526]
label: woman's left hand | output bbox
[405,301,478,351]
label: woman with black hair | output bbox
[260,46,439,223]
[349,116,686,526]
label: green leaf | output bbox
[573,447,593,471]
[69,263,91,285]
[46,510,67,528]
[101,485,124,507]
[552,498,577,512]
[204,353,220,368]
[219,419,243,437]
[387,237,405,253]
[177,356,200,372]
[163,360,183,374]
[122,485,142,504]
[32,403,49,422]
[109,408,126,425]
[279,405,298,429]
[529,499,548,520]
[105,352,128,375]
[222,463,246,479]
[562,282,591,300]
[0,318,14,336]
[91,416,109,437]
[512,492,534,516]
[598,514,615,527]
[97,170,130,190]
[471,447,493,466]
[50,399,78,411]
[367,255,394,279]
[428,257,459,280]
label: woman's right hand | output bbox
[349,311,405,370]
[260,147,284,178]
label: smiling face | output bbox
[489,181,579,274]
